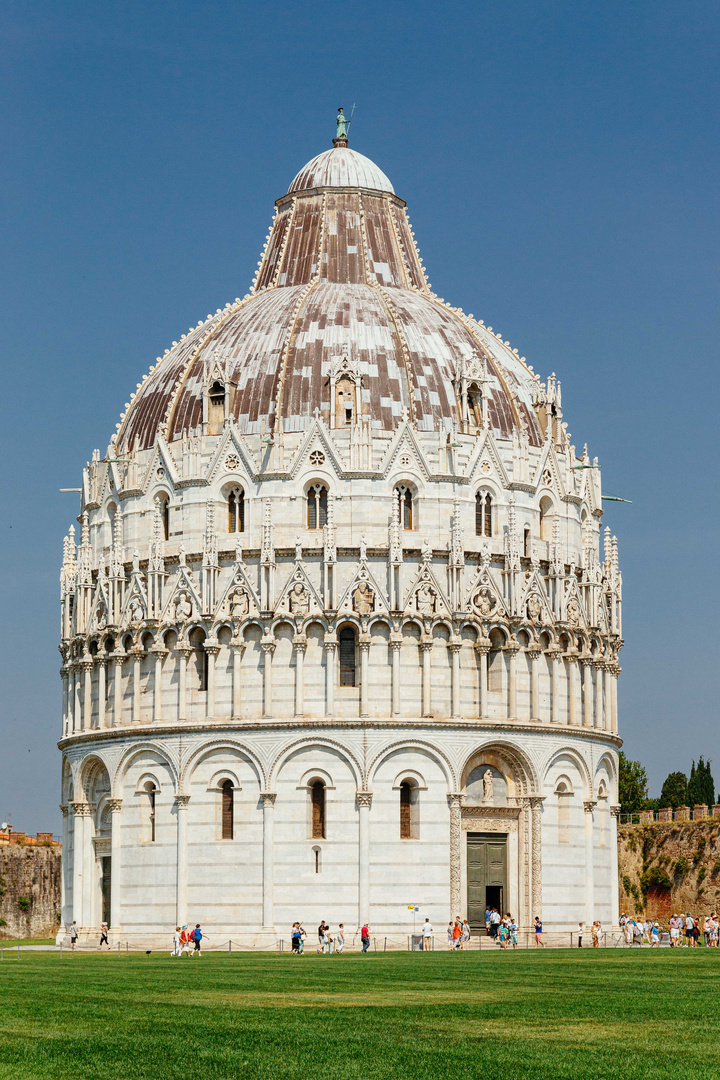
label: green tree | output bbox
[687,757,714,807]
[618,751,649,814]
[660,771,688,809]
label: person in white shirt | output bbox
[336,924,345,954]
[171,927,181,957]
[422,918,433,951]
[577,922,585,948]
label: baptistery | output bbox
[58,120,623,944]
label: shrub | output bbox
[622,875,633,894]
[693,838,707,864]
[698,866,707,885]
[712,859,720,876]
[642,866,672,892]
[0,919,6,928]
[674,857,690,878]
[56,912,61,923]
[16,896,30,912]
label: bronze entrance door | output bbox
[467,833,507,928]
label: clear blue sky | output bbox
[1,0,717,832]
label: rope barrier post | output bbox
[228,939,231,954]
[126,942,129,958]
[18,944,21,960]
[118,941,120,958]
[60,943,62,960]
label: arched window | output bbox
[395,486,414,530]
[339,626,356,687]
[307,485,328,529]
[208,380,226,434]
[221,780,234,840]
[311,780,326,839]
[162,500,170,541]
[556,780,571,844]
[467,383,483,429]
[336,376,355,426]
[399,779,419,839]
[189,628,208,691]
[144,781,157,843]
[540,496,554,542]
[475,491,492,537]
[523,526,531,558]
[228,488,245,533]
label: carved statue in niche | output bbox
[416,581,437,616]
[129,596,145,623]
[566,599,581,627]
[174,591,193,623]
[526,593,543,623]
[482,768,494,805]
[229,587,249,620]
[95,601,107,630]
[289,582,310,616]
[472,587,497,618]
[352,581,375,615]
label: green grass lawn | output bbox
[2,950,719,1080]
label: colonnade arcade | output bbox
[61,616,619,735]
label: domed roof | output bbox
[288,147,394,195]
[116,140,543,454]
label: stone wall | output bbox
[0,842,62,938]
[618,821,720,922]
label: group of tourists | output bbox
[619,912,720,947]
[170,925,205,956]
[576,921,603,947]
[291,921,367,953]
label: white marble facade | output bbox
[58,140,622,943]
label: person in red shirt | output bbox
[361,924,370,952]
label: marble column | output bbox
[82,803,95,928]
[610,805,621,923]
[584,800,597,924]
[261,638,275,718]
[61,667,70,736]
[507,641,519,719]
[96,658,107,730]
[204,642,219,718]
[231,638,245,717]
[420,639,433,718]
[450,638,462,718]
[260,793,277,929]
[549,648,560,724]
[357,791,373,926]
[604,664,613,732]
[594,662,604,730]
[530,797,544,921]
[60,804,69,925]
[448,793,465,917]
[529,649,541,720]
[324,636,336,717]
[152,647,166,722]
[175,795,190,927]
[109,798,122,930]
[132,648,142,724]
[74,667,82,734]
[611,666,619,733]
[475,639,490,719]
[71,802,90,928]
[82,658,93,731]
[567,657,578,726]
[178,647,191,721]
[390,635,402,717]
[293,635,306,717]
[582,657,593,728]
[113,654,124,727]
[359,635,371,718]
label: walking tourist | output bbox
[318,921,326,952]
[336,924,345,954]
[577,922,584,947]
[191,924,204,956]
[509,917,519,949]
[447,921,454,949]
[485,907,491,935]
[180,925,192,956]
[669,914,681,947]
[291,922,302,953]
[461,919,470,949]
[453,918,462,949]
[99,922,110,949]
[591,920,601,947]
[685,913,695,947]
[650,922,660,947]
[361,923,370,952]
[70,922,78,953]
[534,917,544,947]
[297,924,306,953]
[171,926,181,956]
[709,914,719,947]
[632,919,643,946]
[490,909,501,939]
[422,918,433,950]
